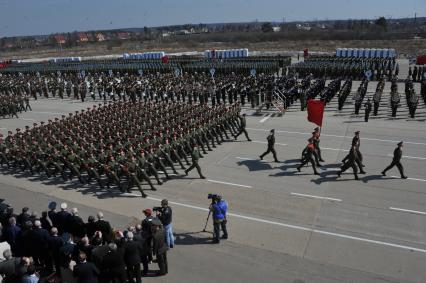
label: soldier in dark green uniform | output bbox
[184,145,205,179]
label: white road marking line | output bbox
[133,196,426,254]
[387,154,426,160]
[207,179,252,188]
[322,147,349,152]
[246,128,426,146]
[252,140,287,146]
[389,207,426,216]
[20,118,35,121]
[235,157,257,161]
[0,128,7,130]
[291,192,342,202]
[259,113,272,123]
[33,111,66,115]
[390,176,426,182]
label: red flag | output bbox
[161,56,169,64]
[307,99,325,127]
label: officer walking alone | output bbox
[382,141,407,179]
[185,144,206,179]
[259,129,279,162]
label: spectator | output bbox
[40,211,52,231]
[69,208,85,239]
[85,216,97,239]
[48,227,63,276]
[102,243,127,283]
[47,202,58,229]
[22,264,39,283]
[73,251,100,283]
[56,203,71,234]
[3,217,21,255]
[16,207,31,227]
[0,249,21,283]
[141,209,154,262]
[31,220,50,269]
[123,232,143,283]
[94,212,112,243]
[77,236,93,262]
[152,220,168,276]
[134,224,149,275]
[29,211,39,225]
[90,233,109,270]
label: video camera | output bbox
[208,193,218,200]
[153,207,163,212]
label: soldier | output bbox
[184,144,205,179]
[390,89,400,118]
[123,155,148,197]
[234,113,252,141]
[381,141,407,179]
[337,145,359,180]
[364,98,372,122]
[297,139,320,175]
[259,129,279,162]
[342,131,366,174]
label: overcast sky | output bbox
[0,0,424,37]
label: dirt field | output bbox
[1,38,425,60]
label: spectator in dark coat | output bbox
[47,202,58,230]
[69,208,86,239]
[73,251,100,283]
[40,211,52,231]
[134,224,149,275]
[31,220,50,268]
[16,207,31,227]
[94,212,112,243]
[91,234,109,270]
[2,217,21,255]
[55,203,71,234]
[48,227,63,275]
[0,249,21,283]
[102,243,127,283]
[152,222,168,276]
[76,236,93,262]
[85,216,97,240]
[123,232,143,283]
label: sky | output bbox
[0,0,425,37]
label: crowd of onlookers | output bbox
[0,200,170,283]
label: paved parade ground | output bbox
[1,80,426,283]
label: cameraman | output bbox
[210,195,228,244]
[156,199,174,248]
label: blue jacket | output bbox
[212,200,228,220]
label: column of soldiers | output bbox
[0,93,30,118]
[408,66,425,82]
[290,56,397,80]
[405,77,419,119]
[353,79,368,115]
[0,101,242,198]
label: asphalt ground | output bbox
[0,80,425,283]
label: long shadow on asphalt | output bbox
[175,231,214,245]
[361,174,397,183]
[236,160,273,172]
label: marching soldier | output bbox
[259,129,279,162]
[364,98,372,122]
[297,139,320,175]
[381,141,407,179]
[234,113,252,141]
[184,144,205,179]
[337,145,359,180]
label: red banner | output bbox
[307,99,325,127]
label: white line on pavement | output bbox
[290,192,342,202]
[207,179,252,188]
[389,207,426,216]
[33,111,66,115]
[0,128,6,130]
[246,128,426,146]
[390,175,426,182]
[20,118,35,121]
[252,140,287,146]
[387,154,426,160]
[137,196,426,254]
[322,147,349,152]
[259,114,272,123]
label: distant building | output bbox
[117,32,130,40]
[96,33,106,42]
[176,30,191,35]
[54,34,66,44]
[77,33,89,42]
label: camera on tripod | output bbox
[207,193,218,200]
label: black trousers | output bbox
[126,263,141,283]
[383,160,405,177]
[235,128,251,140]
[341,161,358,179]
[260,146,278,161]
[157,252,168,275]
[213,220,228,242]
